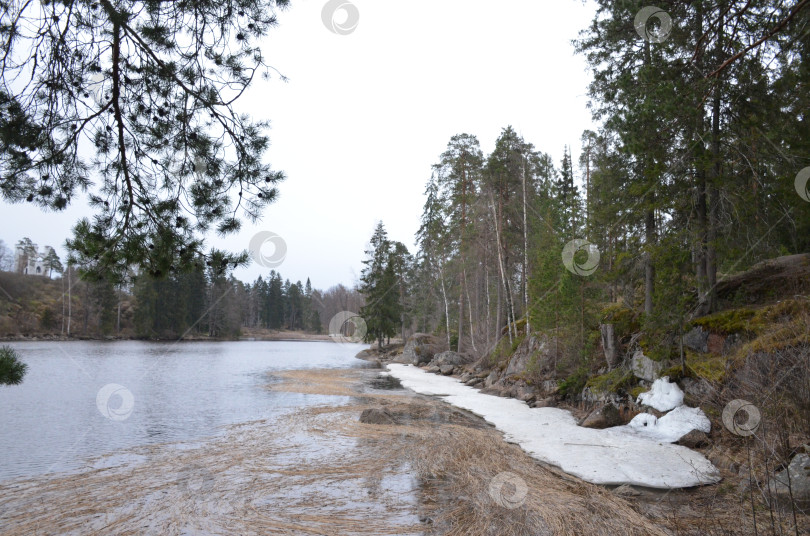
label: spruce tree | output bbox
[359,222,400,349]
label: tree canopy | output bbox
[0,0,289,282]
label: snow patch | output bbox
[387,364,719,489]
[637,377,684,411]
[625,406,711,443]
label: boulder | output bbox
[532,397,557,408]
[439,365,455,375]
[433,350,469,367]
[677,429,710,448]
[612,484,641,497]
[769,453,810,508]
[359,408,396,425]
[401,333,442,365]
[480,385,508,397]
[631,350,665,382]
[581,403,623,429]
[426,366,440,374]
[484,370,500,388]
[680,377,713,404]
[514,382,535,403]
[683,327,709,353]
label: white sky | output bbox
[0,0,598,290]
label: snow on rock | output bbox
[637,377,684,411]
[624,406,711,443]
[387,364,720,489]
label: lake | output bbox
[0,340,368,481]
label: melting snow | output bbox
[637,377,684,411]
[387,364,720,489]
[625,405,711,443]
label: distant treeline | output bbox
[0,265,363,340]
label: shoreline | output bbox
[0,330,333,343]
[0,359,798,534]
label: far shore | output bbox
[1,329,332,343]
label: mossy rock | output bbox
[558,369,589,399]
[629,385,647,399]
[691,307,759,335]
[600,304,640,339]
[660,363,692,382]
[691,299,810,336]
[734,318,810,357]
[510,334,526,353]
[638,333,678,362]
[685,350,727,383]
[585,368,636,395]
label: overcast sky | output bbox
[0,0,598,290]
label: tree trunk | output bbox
[706,90,721,313]
[490,197,513,345]
[466,277,477,354]
[67,266,71,336]
[644,207,655,316]
[438,259,452,349]
[694,1,711,316]
[457,275,465,353]
[522,157,530,336]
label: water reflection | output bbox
[0,340,365,480]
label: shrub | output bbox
[0,346,28,385]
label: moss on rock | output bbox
[585,368,636,395]
[600,304,640,339]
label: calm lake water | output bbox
[0,340,368,481]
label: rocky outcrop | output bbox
[769,453,810,508]
[581,403,623,429]
[358,402,487,429]
[631,350,665,382]
[439,365,455,375]
[397,333,443,365]
[676,429,709,448]
[683,326,709,353]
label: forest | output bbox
[0,245,362,339]
[356,0,810,379]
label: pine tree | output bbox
[0,346,27,385]
[43,248,64,279]
[1,0,289,281]
[434,134,483,352]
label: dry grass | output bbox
[2,367,803,535]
